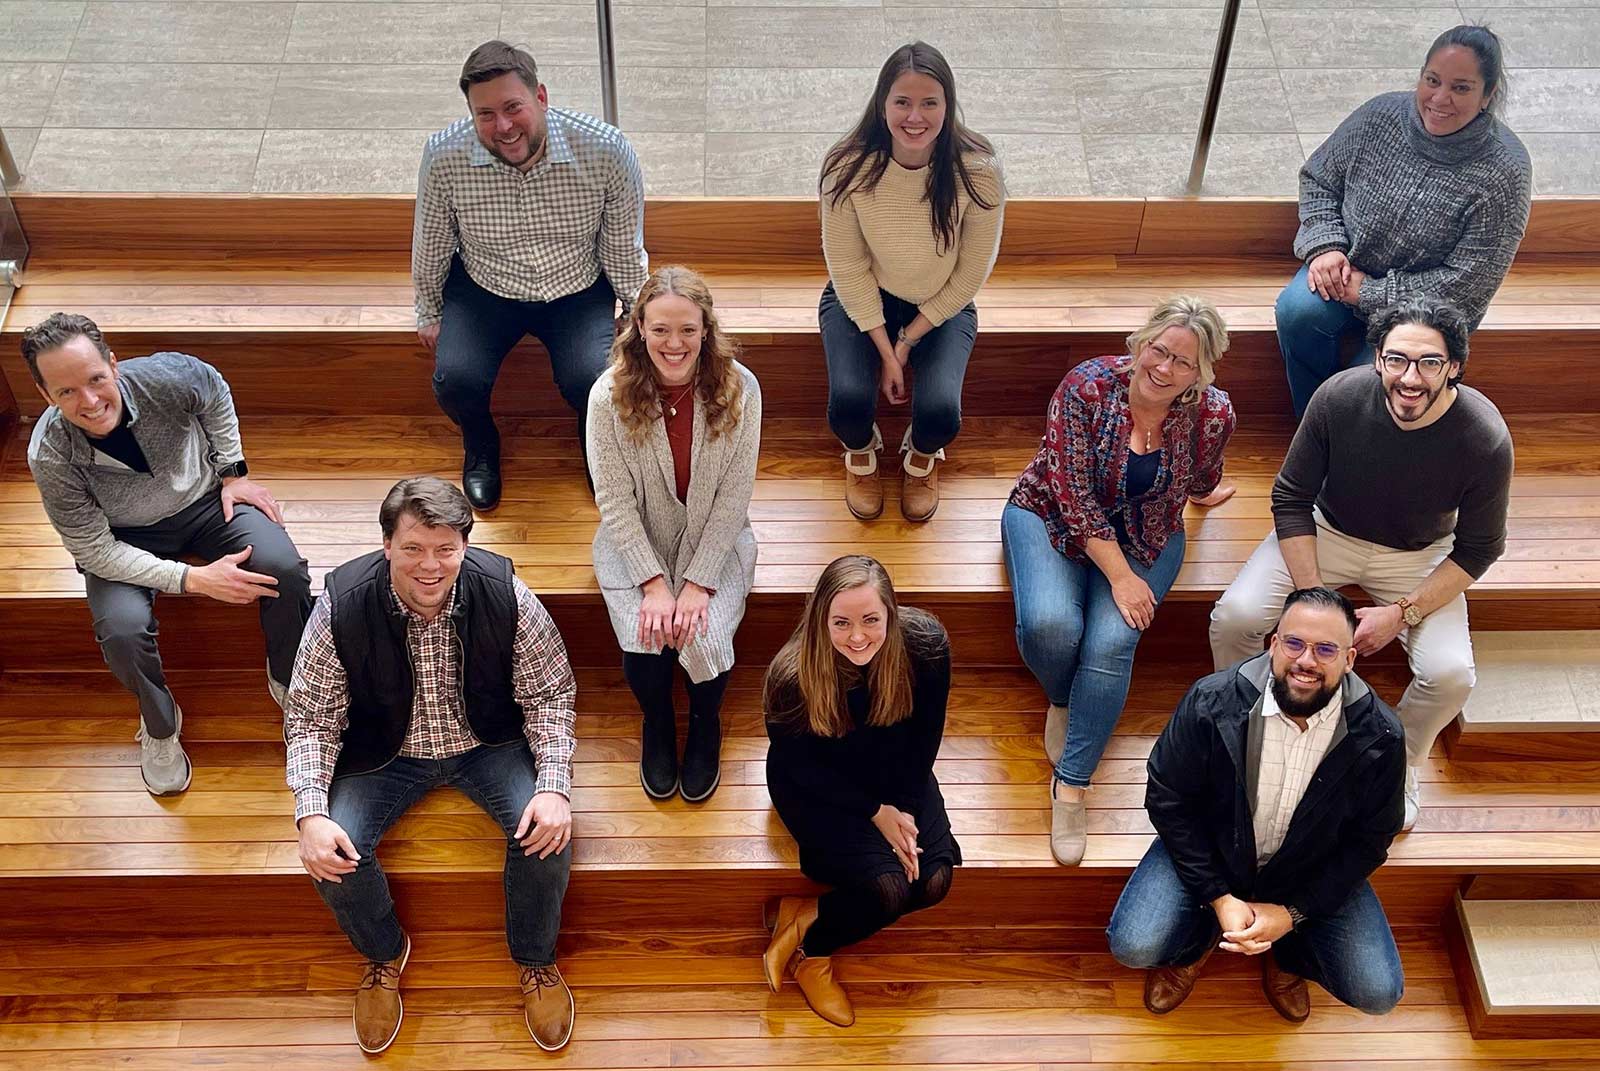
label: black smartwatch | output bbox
[1286,905,1307,930]
[218,460,249,480]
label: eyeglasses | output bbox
[1380,353,1451,379]
[1145,342,1199,377]
[1278,634,1345,663]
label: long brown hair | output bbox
[820,41,998,253]
[608,265,743,443]
[764,556,941,738]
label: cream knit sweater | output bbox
[821,154,1005,331]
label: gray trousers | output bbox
[85,494,313,738]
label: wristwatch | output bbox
[218,460,249,480]
[1286,905,1307,930]
[1395,597,1423,628]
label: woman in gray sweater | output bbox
[587,266,763,802]
[1277,24,1532,418]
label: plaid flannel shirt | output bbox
[285,577,577,823]
[412,108,648,326]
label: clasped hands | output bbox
[1211,893,1295,956]
[873,803,922,883]
[1306,249,1368,306]
[638,576,711,651]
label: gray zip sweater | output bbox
[1295,91,1532,328]
[28,352,245,593]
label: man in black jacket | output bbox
[1107,587,1405,1021]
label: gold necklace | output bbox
[662,381,695,418]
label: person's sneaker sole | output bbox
[526,982,576,1051]
[355,935,411,1055]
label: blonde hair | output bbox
[1122,295,1230,405]
[608,265,744,443]
[764,556,930,738]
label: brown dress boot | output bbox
[842,426,885,520]
[792,950,855,1026]
[353,933,410,1053]
[1142,946,1213,1014]
[899,440,944,522]
[1262,952,1311,1023]
[762,896,819,992]
[521,963,576,1050]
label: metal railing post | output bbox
[595,0,619,126]
[1185,0,1243,194]
[0,128,20,189]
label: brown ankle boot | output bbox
[1142,946,1213,1015]
[353,933,410,1053]
[791,950,855,1026]
[1262,952,1311,1023]
[762,896,819,991]
[521,963,576,1050]
[899,432,944,521]
[842,426,884,520]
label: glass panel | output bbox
[0,129,26,329]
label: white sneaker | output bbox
[1401,765,1420,832]
[136,705,192,796]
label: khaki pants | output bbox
[1209,514,1475,766]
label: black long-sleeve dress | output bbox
[764,612,961,887]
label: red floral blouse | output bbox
[1008,356,1236,568]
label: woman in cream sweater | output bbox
[586,266,762,802]
[819,41,1005,522]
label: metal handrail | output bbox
[1185,0,1243,194]
[0,127,20,189]
[596,0,619,126]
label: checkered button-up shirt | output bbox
[1252,685,1341,865]
[412,108,648,326]
[285,577,578,823]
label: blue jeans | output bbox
[314,744,570,966]
[1106,839,1404,1016]
[433,256,616,457]
[1275,262,1376,419]
[819,282,977,454]
[1001,503,1186,788]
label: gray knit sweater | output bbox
[28,352,245,593]
[1295,91,1532,328]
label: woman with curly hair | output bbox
[586,265,762,802]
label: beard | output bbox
[485,130,546,168]
[1385,378,1446,423]
[1271,670,1340,718]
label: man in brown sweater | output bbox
[1209,297,1512,834]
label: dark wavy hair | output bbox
[1365,296,1471,387]
[820,41,997,253]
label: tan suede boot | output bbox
[842,425,884,520]
[899,429,945,521]
[792,950,855,1026]
[763,896,819,991]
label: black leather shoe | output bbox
[640,706,678,799]
[679,710,721,802]
[462,437,502,512]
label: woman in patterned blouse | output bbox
[1002,297,1237,866]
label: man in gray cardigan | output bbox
[24,313,312,795]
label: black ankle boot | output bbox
[640,706,678,799]
[679,709,721,802]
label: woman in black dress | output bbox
[762,555,959,1026]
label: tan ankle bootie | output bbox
[842,425,884,520]
[763,896,819,991]
[792,950,855,1026]
[899,429,944,521]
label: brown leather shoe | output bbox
[1142,945,1213,1015]
[792,951,855,1026]
[899,445,944,522]
[1262,953,1311,1023]
[521,963,576,1051]
[353,933,410,1053]
[843,429,884,520]
[763,896,819,992]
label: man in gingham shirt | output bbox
[286,476,580,1054]
[414,40,648,511]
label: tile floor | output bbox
[1,0,1598,196]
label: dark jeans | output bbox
[433,256,617,457]
[1106,838,1404,1015]
[85,494,312,738]
[819,282,977,454]
[1275,263,1376,419]
[315,744,570,967]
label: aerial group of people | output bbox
[24,20,1528,1054]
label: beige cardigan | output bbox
[585,361,762,682]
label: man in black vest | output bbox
[1107,587,1406,1022]
[285,476,578,1054]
